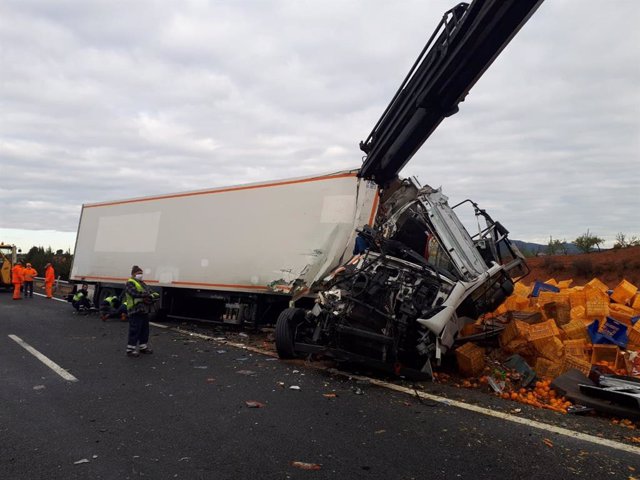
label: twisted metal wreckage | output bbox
[275,0,543,376]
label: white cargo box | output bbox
[71,170,379,296]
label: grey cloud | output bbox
[0,0,638,250]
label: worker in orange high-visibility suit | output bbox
[44,263,55,299]
[22,262,37,298]
[11,261,24,300]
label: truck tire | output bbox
[275,308,306,359]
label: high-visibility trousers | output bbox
[13,282,22,300]
[45,282,53,298]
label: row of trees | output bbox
[20,246,73,280]
[544,230,639,256]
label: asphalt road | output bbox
[1,292,639,479]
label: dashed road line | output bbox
[8,334,78,382]
[33,292,68,303]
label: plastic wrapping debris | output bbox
[245,400,265,408]
[487,376,505,393]
[73,459,90,465]
[289,385,301,391]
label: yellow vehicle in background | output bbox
[0,243,19,290]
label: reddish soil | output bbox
[523,245,640,289]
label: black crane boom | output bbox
[358,0,544,186]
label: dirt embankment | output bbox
[523,245,640,288]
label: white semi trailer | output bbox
[71,0,542,375]
[71,170,379,323]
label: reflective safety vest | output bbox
[124,278,145,310]
[104,296,117,307]
[73,290,87,302]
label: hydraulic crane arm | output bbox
[358,0,544,186]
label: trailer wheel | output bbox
[97,287,116,305]
[275,308,306,359]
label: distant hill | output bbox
[512,240,581,256]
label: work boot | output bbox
[120,313,128,322]
[139,346,153,354]
[126,350,139,358]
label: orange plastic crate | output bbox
[500,319,530,347]
[455,342,485,377]
[557,279,573,289]
[569,289,586,309]
[534,336,564,361]
[608,303,637,326]
[535,357,563,380]
[536,291,560,307]
[570,305,586,322]
[585,293,610,318]
[526,319,560,342]
[610,279,638,305]
[563,339,592,360]
[628,323,640,348]
[561,355,592,376]
[587,278,609,293]
[632,293,640,310]
[561,319,590,341]
[591,344,619,369]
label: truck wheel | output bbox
[275,308,305,359]
[97,287,115,305]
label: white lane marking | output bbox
[149,322,169,329]
[33,292,67,303]
[154,323,640,456]
[354,375,640,456]
[8,335,78,382]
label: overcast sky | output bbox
[1,0,639,253]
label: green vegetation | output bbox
[613,232,640,249]
[546,236,568,255]
[20,246,73,280]
[573,230,604,254]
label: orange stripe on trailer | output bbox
[84,172,359,209]
[74,275,160,283]
[75,276,269,291]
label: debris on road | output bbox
[290,461,322,471]
[245,400,265,408]
[448,277,640,418]
[73,459,90,465]
[289,385,301,391]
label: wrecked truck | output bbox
[70,0,540,373]
[274,0,541,374]
[275,179,528,376]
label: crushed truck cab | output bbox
[275,0,542,375]
[276,179,528,375]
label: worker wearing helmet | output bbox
[11,261,24,300]
[23,263,37,298]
